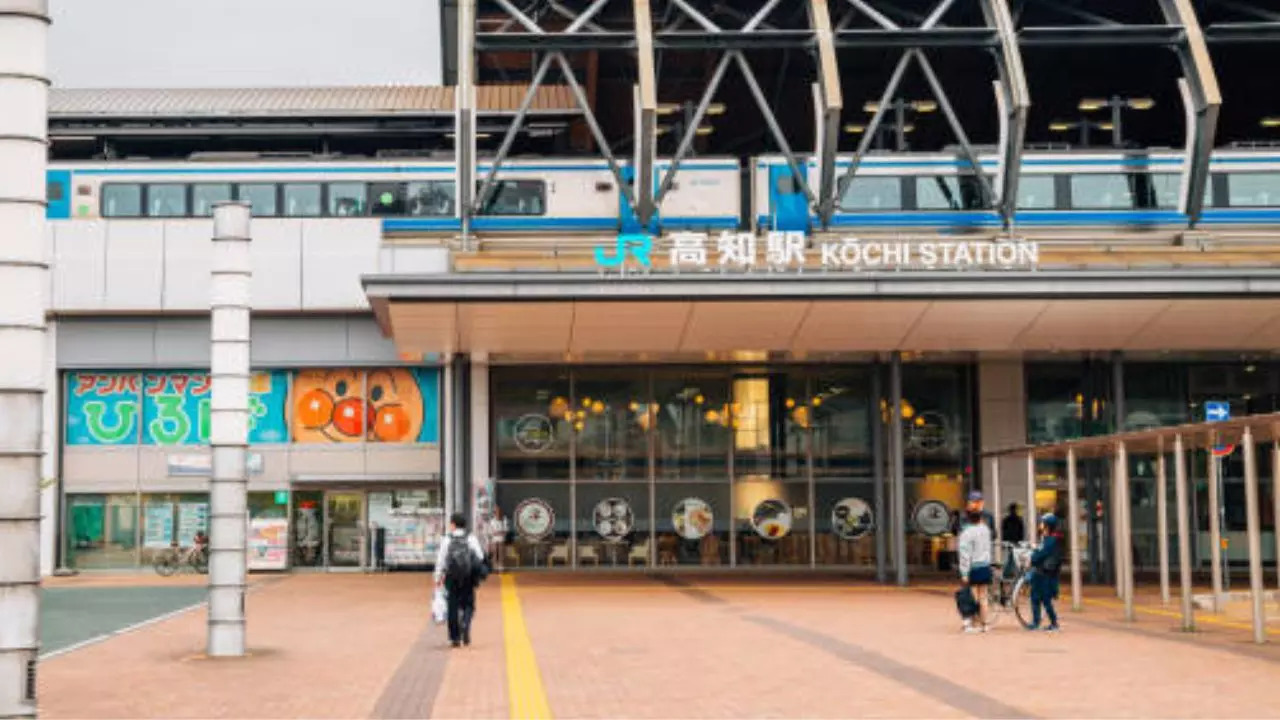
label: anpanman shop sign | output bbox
[594,231,1040,272]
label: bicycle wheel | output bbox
[154,553,178,577]
[1012,575,1036,629]
[982,582,1003,627]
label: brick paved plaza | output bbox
[37,573,1280,719]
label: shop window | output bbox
[367,488,445,568]
[237,183,279,217]
[67,494,139,570]
[573,369,650,482]
[492,367,572,480]
[248,491,290,571]
[653,484,730,567]
[192,183,233,217]
[140,493,209,565]
[495,483,572,568]
[654,372,731,481]
[101,183,143,217]
[575,483,651,567]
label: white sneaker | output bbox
[964,625,982,634]
[980,624,990,633]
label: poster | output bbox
[143,503,175,549]
[65,371,289,446]
[369,491,445,566]
[177,502,209,546]
[247,517,290,570]
[290,368,440,444]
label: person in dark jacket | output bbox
[1001,503,1025,545]
[1028,513,1063,632]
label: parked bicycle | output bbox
[153,541,209,576]
[985,541,1035,628]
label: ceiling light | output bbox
[1049,122,1073,132]
[1127,97,1155,111]
[1261,117,1280,128]
[863,101,881,114]
[706,103,727,116]
[843,123,866,134]
[657,103,680,116]
[911,100,938,113]
[1078,98,1107,112]
[695,125,714,136]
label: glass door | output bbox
[325,492,365,569]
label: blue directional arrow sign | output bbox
[1205,401,1230,423]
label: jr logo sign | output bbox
[594,233,654,268]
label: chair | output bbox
[547,542,570,567]
[504,543,522,569]
[578,543,601,566]
[657,534,678,566]
[700,534,722,566]
[628,539,651,566]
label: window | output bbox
[407,181,455,216]
[47,179,65,202]
[1149,173,1215,210]
[282,183,322,217]
[192,183,233,217]
[1226,172,1280,207]
[328,182,367,217]
[478,180,545,216]
[836,176,902,211]
[1069,173,1153,209]
[1016,175,1056,209]
[237,183,278,216]
[101,184,143,217]
[915,175,990,210]
[368,182,405,216]
[147,184,188,217]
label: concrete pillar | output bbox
[1242,428,1266,644]
[1173,434,1195,631]
[1117,442,1135,622]
[1208,445,1223,611]
[208,202,252,657]
[1067,447,1082,611]
[890,353,906,586]
[978,357,1028,512]
[1157,449,1170,605]
[872,362,885,583]
[40,319,57,577]
[450,354,470,523]
[0,1,49,715]
[469,357,489,519]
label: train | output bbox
[44,148,1280,234]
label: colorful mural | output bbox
[291,368,438,444]
[65,368,439,446]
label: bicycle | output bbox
[153,542,209,576]
[985,541,1035,629]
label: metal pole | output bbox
[0,0,49,714]
[1112,455,1123,598]
[208,202,252,657]
[890,353,907,586]
[1118,442,1135,622]
[1273,439,1280,593]
[872,361,885,583]
[1026,453,1037,545]
[1067,448,1082,611]
[1208,441,1224,611]
[991,458,1002,567]
[894,101,906,151]
[1157,448,1171,605]
[1174,434,1195,631]
[1242,427,1266,644]
[1111,96,1123,148]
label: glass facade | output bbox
[491,362,974,570]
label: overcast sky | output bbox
[49,0,443,88]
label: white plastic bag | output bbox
[432,587,447,625]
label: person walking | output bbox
[1001,503,1026,545]
[487,507,510,572]
[434,513,486,648]
[1028,513,1064,632]
[957,507,994,633]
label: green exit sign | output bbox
[274,491,289,505]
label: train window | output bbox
[1226,173,1280,207]
[836,176,901,212]
[328,182,367,217]
[916,175,990,210]
[1069,173,1153,209]
[368,182,405,216]
[1149,173,1215,209]
[47,180,65,202]
[101,184,143,217]
[237,183,278,216]
[147,184,188,217]
[477,180,545,216]
[283,183,322,217]
[407,181,455,216]
[192,183,233,217]
[1015,175,1056,209]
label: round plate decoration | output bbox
[513,414,555,454]
[672,498,714,540]
[593,497,634,541]
[831,497,874,540]
[912,499,952,537]
[751,499,793,540]
[514,498,555,541]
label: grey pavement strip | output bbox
[370,625,450,720]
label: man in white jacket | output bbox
[957,508,994,633]
[434,513,486,647]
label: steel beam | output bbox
[633,0,657,226]
[982,0,1029,229]
[473,53,554,215]
[1019,25,1185,46]
[1206,22,1280,42]
[1160,0,1221,228]
[552,52,638,214]
[656,52,732,204]
[810,0,843,227]
[733,50,817,208]
[912,49,995,205]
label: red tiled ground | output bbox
[35,572,1280,719]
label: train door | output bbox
[46,170,71,219]
[768,164,809,232]
[619,165,658,234]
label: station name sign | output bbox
[594,232,1040,272]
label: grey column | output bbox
[872,361,885,582]
[1208,443,1224,611]
[1173,434,1195,631]
[1067,448,1082,611]
[0,0,49,714]
[1117,442,1135,622]
[1026,453,1037,545]
[451,354,471,524]
[1273,441,1280,593]
[991,458,1002,566]
[208,202,252,657]
[1157,448,1171,605]
[1242,427,1266,644]
[890,353,907,586]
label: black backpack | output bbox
[445,537,475,585]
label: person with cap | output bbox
[964,490,997,535]
[1028,512,1064,632]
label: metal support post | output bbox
[1025,453,1037,545]
[455,0,475,246]
[1174,435,1195,631]
[0,0,49,713]
[451,354,471,525]
[890,353,907,586]
[1274,439,1280,592]
[632,0,657,226]
[1208,441,1224,611]
[809,0,843,223]
[872,361,885,583]
[1242,427,1267,644]
[208,202,252,658]
[1117,442,1134,621]
[991,458,1002,566]
[1157,448,1171,605]
[1112,455,1123,597]
[1067,448,1082,611]
[1158,0,1222,227]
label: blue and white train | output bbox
[45,149,1280,234]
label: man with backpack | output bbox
[434,513,487,648]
